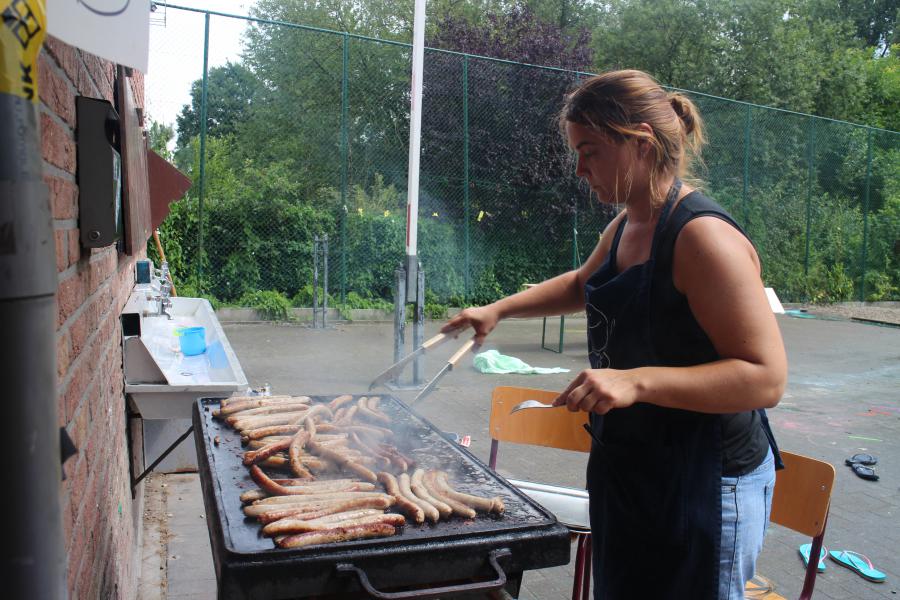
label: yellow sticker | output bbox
[1,0,45,102]
[477,210,484,222]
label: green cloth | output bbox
[473,349,570,375]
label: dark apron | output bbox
[584,181,722,599]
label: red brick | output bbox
[69,308,90,357]
[55,228,69,272]
[38,54,75,126]
[57,271,85,325]
[40,112,75,173]
[57,329,71,382]
[68,229,81,265]
[75,533,97,600]
[43,37,80,88]
[45,175,78,220]
[62,355,90,422]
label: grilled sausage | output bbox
[240,481,377,504]
[422,470,476,519]
[274,522,397,549]
[399,473,439,523]
[243,437,294,466]
[328,394,355,411]
[435,471,504,514]
[264,512,404,537]
[357,397,391,426]
[307,441,377,483]
[377,472,424,524]
[410,469,452,519]
[255,496,395,524]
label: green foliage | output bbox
[239,290,293,321]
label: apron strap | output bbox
[649,179,682,259]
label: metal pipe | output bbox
[197,13,210,290]
[322,234,328,328]
[393,266,406,384]
[0,27,65,599]
[312,235,319,328]
[404,0,426,301]
[413,264,425,384]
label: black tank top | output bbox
[610,190,769,476]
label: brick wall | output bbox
[41,35,146,600]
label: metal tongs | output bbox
[368,327,480,404]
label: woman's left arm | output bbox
[556,216,787,415]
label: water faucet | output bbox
[152,262,174,319]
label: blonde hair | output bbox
[560,69,706,203]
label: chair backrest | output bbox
[489,386,591,453]
[769,451,835,537]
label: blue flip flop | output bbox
[799,543,827,572]
[828,550,887,582]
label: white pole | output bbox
[405,0,426,299]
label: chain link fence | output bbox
[146,4,900,309]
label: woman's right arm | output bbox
[441,212,623,344]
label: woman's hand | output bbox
[440,305,501,345]
[552,368,643,414]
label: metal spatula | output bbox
[509,399,559,414]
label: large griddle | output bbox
[193,395,570,599]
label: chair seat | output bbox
[507,478,590,532]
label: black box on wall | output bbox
[76,96,123,248]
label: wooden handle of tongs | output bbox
[448,339,478,367]
[421,325,471,351]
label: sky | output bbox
[145,1,257,130]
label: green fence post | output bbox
[340,33,349,302]
[572,200,578,269]
[803,117,815,281]
[742,104,751,229]
[859,128,873,301]
[197,12,210,291]
[462,55,470,300]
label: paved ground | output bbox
[141,313,900,599]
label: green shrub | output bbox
[239,290,293,321]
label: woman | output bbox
[442,69,786,600]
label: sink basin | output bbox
[124,293,248,420]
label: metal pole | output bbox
[312,236,319,328]
[572,201,578,269]
[197,12,211,290]
[413,264,425,384]
[404,0,427,301]
[393,266,407,384]
[0,3,64,594]
[742,104,751,229]
[462,55,470,300]
[859,128,873,302]
[323,234,329,328]
[340,33,349,303]
[804,117,815,280]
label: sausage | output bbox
[303,404,334,423]
[243,437,293,466]
[435,471,504,514]
[377,472,424,524]
[244,424,306,440]
[423,471,476,519]
[243,493,394,517]
[259,455,330,472]
[399,473,439,523]
[264,512,404,537]
[249,464,317,496]
[410,469,452,519]
[349,432,392,470]
[288,427,312,478]
[214,396,296,417]
[307,441,377,483]
[262,508,385,535]
[335,405,358,426]
[357,397,391,426]
[225,403,311,424]
[240,481,377,504]
[225,406,311,431]
[252,491,393,506]
[255,496,395,524]
[328,394,355,411]
[274,522,396,549]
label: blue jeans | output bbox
[719,447,776,600]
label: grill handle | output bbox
[336,547,512,599]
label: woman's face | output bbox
[566,121,642,204]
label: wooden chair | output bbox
[746,451,836,600]
[488,386,592,600]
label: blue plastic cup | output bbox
[178,326,206,356]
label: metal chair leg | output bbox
[571,534,585,600]
[581,534,591,600]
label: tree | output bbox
[148,120,175,161]
[175,61,261,146]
